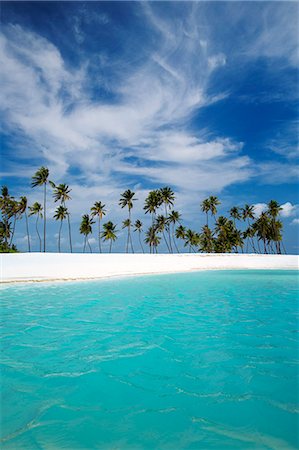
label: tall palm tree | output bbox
[18,196,31,252]
[51,182,73,253]
[168,210,181,253]
[175,225,186,252]
[119,190,136,253]
[208,196,220,222]
[155,215,171,252]
[53,205,68,253]
[159,187,175,251]
[267,200,283,254]
[229,206,241,226]
[144,190,162,225]
[7,199,20,246]
[28,202,43,252]
[242,204,255,252]
[255,212,271,254]
[145,225,161,253]
[0,186,11,248]
[134,219,144,253]
[91,201,106,253]
[201,198,210,226]
[101,221,117,253]
[31,167,49,252]
[80,214,95,253]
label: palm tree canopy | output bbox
[31,167,49,187]
[54,205,68,221]
[267,200,282,218]
[175,225,186,240]
[168,210,181,224]
[208,196,220,216]
[145,225,161,247]
[52,183,72,203]
[80,214,94,236]
[101,221,117,241]
[242,204,255,221]
[119,190,136,211]
[18,196,28,214]
[155,214,168,232]
[134,219,143,231]
[200,198,210,214]
[159,187,175,209]
[91,201,106,219]
[28,202,43,218]
[144,190,162,215]
[122,218,131,229]
[229,206,241,220]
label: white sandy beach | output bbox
[1,253,298,283]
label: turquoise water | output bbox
[1,270,298,449]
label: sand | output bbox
[1,253,298,283]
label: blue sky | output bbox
[1,1,298,253]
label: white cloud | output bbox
[280,202,297,218]
[291,218,299,225]
[253,203,267,217]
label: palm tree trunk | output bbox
[138,232,144,253]
[172,224,180,253]
[25,212,31,252]
[58,220,63,253]
[83,236,86,253]
[98,218,102,253]
[87,237,92,253]
[9,215,17,246]
[162,230,171,252]
[129,210,134,253]
[36,216,41,252]
[43,182,46,252]
[67,214,72,253]
[109,240,112,253]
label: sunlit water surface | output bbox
[1,270,298,449]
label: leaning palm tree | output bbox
[101,221,117,253]
[119,190,136,253]
[31,167,49,252]
[28,202,43,251]
[201,198,211,226]
[267,200,283,254]
[242,204,255,252]
[134,219,144,253]
[168,210,181,253]
[18,196,31,252]
[255,212,271,254]
[80,214,95,253]
[91,201,106,253]
[184,229,199,253]
[51,182,73,253]
[7,199,20,247]
[53,205,68,253]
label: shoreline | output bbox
[1,253,298,284]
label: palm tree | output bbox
[51,182,73,253]
[7,199,20,246]
[155,215,171,252]
[18,196,31,252]
[134,219,144,253]
[208,196,220,221]
[159,187,175,251]
[80,214,95,253]
[28,202,43,251]
[54,205,68,253]
[101,221,117,253]
[144,190,162,225]
[31,167,49,252]
[119,190,136,253]
[201,198,210,226]
[91,201,106,253]
[184,229,199,253]
[168,210,181,253]
[229,206,241,226]
[175,225,186,252]
[255,212,271,254]
[242,204,255,252]
[0,186,11,248]
[145,225,161,253]
[267,200,283,254]
[199,225,214,253]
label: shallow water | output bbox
[1,270,298,449]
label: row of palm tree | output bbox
[0,167,286,254]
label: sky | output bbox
[1,1,299,253]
